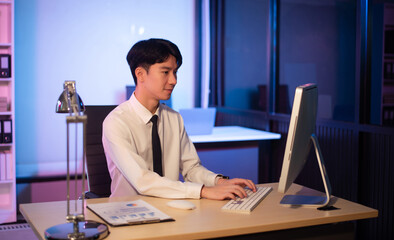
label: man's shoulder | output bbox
[104,101,133,125]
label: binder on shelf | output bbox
[0,153,6,181]
[392,62,394,79]
[384,62,394,80]
[0,54,11,78]
[1,119,12,143]
[384,62,388,79]
[384,62,389,79]
[5,152,12,180]
[383,107,394,126]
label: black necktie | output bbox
[150,115,163,176]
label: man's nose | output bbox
[169,73,177,85]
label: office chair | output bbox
[84,105,117,198]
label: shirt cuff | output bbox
[185,182,204,199]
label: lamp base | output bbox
[44,220,109,240]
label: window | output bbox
[221,0,270,111]
[213,0,357,122]
[278,0,356,122]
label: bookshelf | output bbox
[0,0,15,224]
[382,4,394,126]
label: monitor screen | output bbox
[278,83,317,193]
[278,83,331,207]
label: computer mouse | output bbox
[166,200,196,210]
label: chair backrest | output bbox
[85,105,117,198]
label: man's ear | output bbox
[135,66,146,83]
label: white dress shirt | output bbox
[102,93,218,199]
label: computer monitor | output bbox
[278,83,332,207]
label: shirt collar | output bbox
[129,92,162,124]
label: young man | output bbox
[102,38,256,200]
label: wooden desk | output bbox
[20,183,377,240]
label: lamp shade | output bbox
[56,91,85,113]
[55,81,85,113]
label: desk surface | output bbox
[189,126,281,143]
[20,183,377,240]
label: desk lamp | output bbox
[45,81,109,240]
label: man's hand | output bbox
[200,178,256,200]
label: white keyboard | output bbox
[221,186,272,213]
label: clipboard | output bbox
[87,199,174,227]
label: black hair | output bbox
[126,38,183,84]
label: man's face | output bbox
[139,55,178,101]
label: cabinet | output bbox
[0,0,15,224]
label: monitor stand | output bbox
[280,134,332,207]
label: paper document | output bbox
[87,199,174,226]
